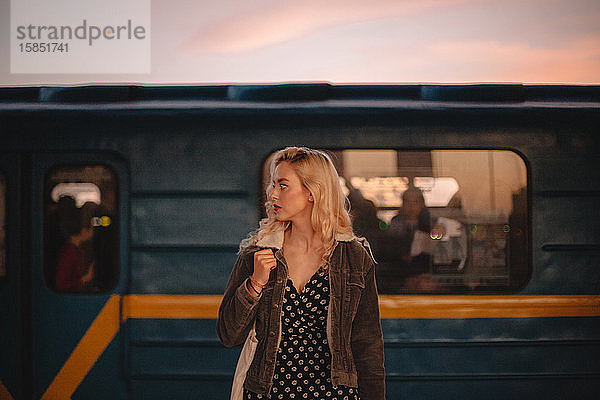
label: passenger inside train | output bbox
[53,199,96,292]
[386,186,440,292]
[44,165,119,293]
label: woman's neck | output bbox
[285,223,322,253]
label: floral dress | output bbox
[245,268,359,400]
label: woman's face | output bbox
[269,161,313,223]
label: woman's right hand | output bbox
[249,249,277,295]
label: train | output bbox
[0,83,599,400]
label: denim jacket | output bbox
[217,229,385,400]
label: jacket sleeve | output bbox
[351,254,386,400]
[216,248,261,347]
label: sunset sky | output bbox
[1,0,599,85]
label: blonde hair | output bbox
[241,147,353,264]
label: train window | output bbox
[0,172,5,279]
[262,149,528,294]
[44,165,119,293]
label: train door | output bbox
[0,153,22,400]
[30,152,128,400]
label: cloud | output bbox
[301,32,600,84]
[421,35,600,83]
[180,0,468,54]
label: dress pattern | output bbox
[245,268,359,400]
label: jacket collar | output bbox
[255,225,355,249]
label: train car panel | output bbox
[71,335,126,400]
[27,152,129,400]
[0,84,599,399]
[130,197,254,247]
[126,318,235,399]
[382,316,600,399]
[0,153,23,400]
[130,251,238,294]
[531,195,599,294]
[127,133,254,194]
[386,375,599,400]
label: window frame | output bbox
[260,147,531,294]
[39,155,128,295]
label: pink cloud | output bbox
[180,0,468,54]
[304,33,600,84]
[422,36,600,83]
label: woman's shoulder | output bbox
[237,244,259,259]
[339,235,377,266]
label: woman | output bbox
[217,147,385,400]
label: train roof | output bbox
[0,84,599,110]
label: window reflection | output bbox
[44,166,118,293]
[341,150,528,294]
[263,149,528,294]
[0,172,5,279]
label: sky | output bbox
[1,0,599,85]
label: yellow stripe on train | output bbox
[122,294,600,320]
[40,294,600,399]
[0,381,15,400]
